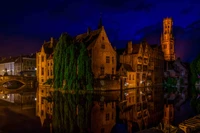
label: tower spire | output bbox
[98,12,103,29]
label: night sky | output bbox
[0,0,200,62]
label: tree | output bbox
[52,33,94,133]
[190,54,200,114]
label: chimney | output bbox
[87,27,91,35]
[50,37,54,48]
[127,41,132,54]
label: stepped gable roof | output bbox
[74,28,102,49]
[132,44,140,54]
[43,42,54,55]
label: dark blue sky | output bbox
[0,0,200,62]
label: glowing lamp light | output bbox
[35,98,37,101]
[35,68,37,70]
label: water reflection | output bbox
[42,88,164,133]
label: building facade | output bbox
[0,54,36,76]
[118,40,164,130]
[14,54,36,76]
[36,24,117,133]
[161,17,176,61]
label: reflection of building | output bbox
[0,75,36,109]
[163,104,174,125]
[36,19,117,132]
[161,17,176,61]
[118,40,164,130]
[91,94,117,133]
[0,54,36,76]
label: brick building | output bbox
[36,21,117,133]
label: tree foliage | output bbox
[163,77,177,93]
[52,33,94,133]
[190,54,200,114]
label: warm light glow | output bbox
[35,98,37,101]
[35,68,37,70]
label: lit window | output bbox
[106,113,109,121]
[112,57,114,64]
[100,67,104,75]
[112,68,114,74]
[106,56,110,63]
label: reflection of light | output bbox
[124,93,128,96]
[35,98,37,101]
[35,68,37,70]
[124,82,129,86]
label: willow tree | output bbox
[52,33,94,133]
[76,43,93,132]
[52,33,72,133]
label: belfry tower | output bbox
[161,17,176,61]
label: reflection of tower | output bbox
[163,104,174,125]
[161,17,176,61]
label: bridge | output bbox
[0,75,37,94]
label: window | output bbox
[164,45,167,49]
[48,63,49,66]
[51,70,53,76]
[48,70,49,76]
[101,44,105,49]
[136,73,140,78]
[129,74,131,80]
[100,102,104,110]
[112,68,114,74]
[112,112,114,120]
[41,110,44,116]
[106,56,110,63]
[102,37,104,40]
[106,113,109,121]
[100,67,104,75]
[137,97,139,103]
[41,56,44,62]
[41,67,44,75]
[129,97,131,103]
[112,57,114,64]
[132,96,134,103]
[132,75,134,80]
[112,102,114,108]
[41,79,44,82]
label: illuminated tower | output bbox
[161,17,176,61]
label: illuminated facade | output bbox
[161,17,176,61]
[118,40,164,130]
[0,54,36,76]
[36,24,117,133]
